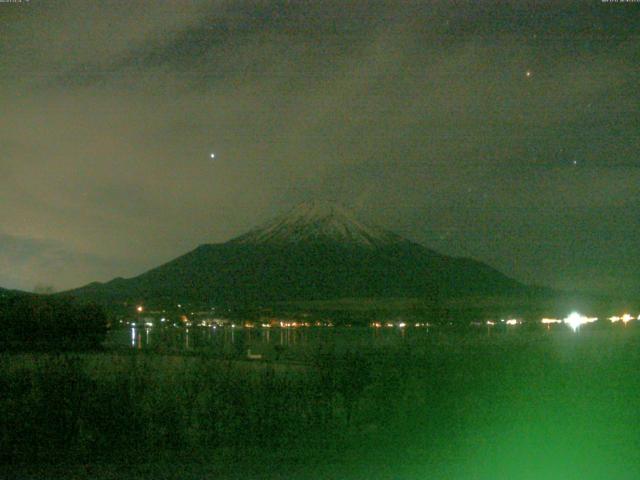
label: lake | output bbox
[104,321,631,360]
[105,324,433,359]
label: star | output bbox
[210,153,216,159]
[525,70,532,78]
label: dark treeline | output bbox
[0,295,108,350]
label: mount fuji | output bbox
[65,202,524,306]
[231,202,404,248]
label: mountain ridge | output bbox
[64,202,526,305]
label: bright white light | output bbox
[136,305,143,313]
[486,320,496,326]
[565,312,582,331]
[622,313,633,324]
[506,319,519,326]
[563,312,597,331]
[210,153,215,159]
[145,321,153,327]
[398,322,406,328]
[609,316,621,323]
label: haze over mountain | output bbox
[66,202,525,306]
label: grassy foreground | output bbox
[2,327,640,479]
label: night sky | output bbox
[1,1,639,295]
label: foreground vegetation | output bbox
[0,295,107,350]
[3,327,640,478]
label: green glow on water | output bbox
[389,329,640,479]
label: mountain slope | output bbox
[232,202,405,248]
[0,287,30,299]
[66,202,525,305]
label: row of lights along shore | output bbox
[131,305,639,332]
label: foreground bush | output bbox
[0,296,107,350]
[0,348,422,465]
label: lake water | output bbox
[105,324,433,358]
[103,322,624,360]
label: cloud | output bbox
[0,232,138,291]
[0,1,639,294]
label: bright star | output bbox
[210,153,216,159]
[525,70,532,78]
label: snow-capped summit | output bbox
[231,201,404,248]
[66,200,525,305]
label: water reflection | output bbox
[129,327,152,349]
[113,324,427,356]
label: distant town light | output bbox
[136,305,143,313]
[622,313,633,324]
[506,319,519,326]
[541,318,562,324]
[563,312,597,332]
